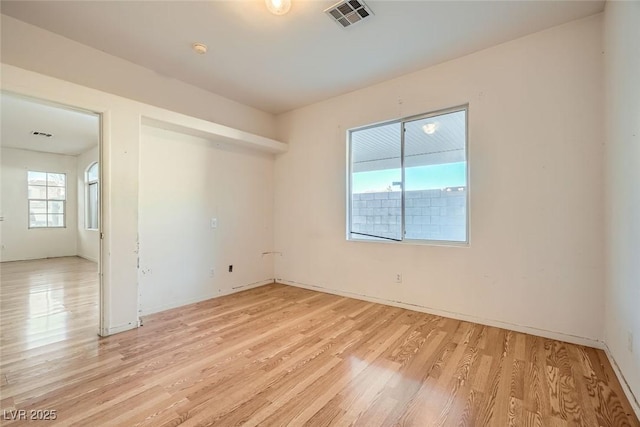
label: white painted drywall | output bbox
[1,147,78,261]
[603,0,640,411]
[1,63,284,336]
[0,15,276,139]
[273,15,605,344]
[138,127,275,314]
[76,145,100,262]
[0,8,619,361]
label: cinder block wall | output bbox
[351,188,467,241]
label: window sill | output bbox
[28,227,67,230]
[347,236,469,248]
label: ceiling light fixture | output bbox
[265,0,291,15]
[422,123,438,135]
[192,42,208,55]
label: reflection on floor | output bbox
[0,256,98,353]
[0,259,638,426]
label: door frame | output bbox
[1,90,106,335]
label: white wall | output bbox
[76,145,100,262]
[1,147,78,261]
[0,15,276,139]
[1,144,100,264]
[138,127,274,314]
[274,15,605,345]
[1,63,283,336]
[2,12,637,412]
[603,1,640,412]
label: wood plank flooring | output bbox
[1,257,638,426]
[0,256,99,354]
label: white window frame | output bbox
[27,171,67,229]
[346,104,469,246]
[85,162,99,231]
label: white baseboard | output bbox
[0,254,78,263]
[140,279,275,316]
[602,343,640,419]
[77,254,98,263]
[230,279,275,292]
[99,319,141,337]
[276,278,602,349]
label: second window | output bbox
[28,171,67,228]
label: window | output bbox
[86,162,99,230]
[348,105,468,244]
[28,171,66,228]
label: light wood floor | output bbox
[1,258,638,426]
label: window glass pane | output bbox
[48,214,64,227]
[350,122,402,241]
[48,187,66,200]
[28,185,47,199]
[47,173,66,187]
[29,200,47,214]
[28,171,47,185]
[48,201,65,214]
[403,110,467,242]
[87,163,99,182]
[27,171,66,228]
[87,182,98,229]
[30,214,47,228]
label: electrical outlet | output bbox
[395,273,402,283]
[209,268,215,278]
[228,265,233,273]
[628,331,634,353]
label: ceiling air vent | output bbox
[325,0,373,28]
[31,131,53,138]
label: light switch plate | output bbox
[210,218,218,229]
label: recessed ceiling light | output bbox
[422,123,438,135]
[265,0,291,15]
[192,43,207,55]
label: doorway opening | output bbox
[0,92,103,349]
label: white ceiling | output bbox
[0,0,604,114]
[1,93,100,156]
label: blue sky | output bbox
[352,162,466,193]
